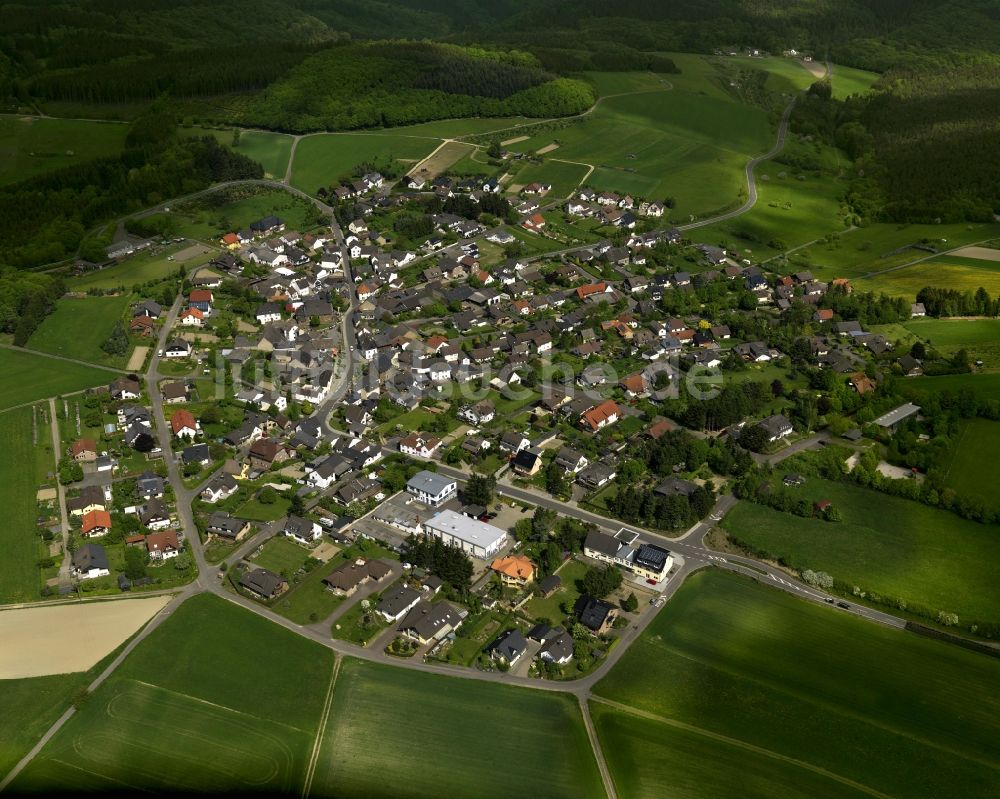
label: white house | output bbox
[406,470,457,507]
[284,516,322,545]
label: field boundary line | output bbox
[46,757,148,792]
[590,697,894,799]
[580,697,617,799]
[301,656,341,799]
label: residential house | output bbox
[758,414,794,442]
[489,554,535,587]
[323,558,392,597]
[170,410,198,439]
[82,509,112,538]
[145,530,180,561]
[284,515,322,545]
[576,596,617,634]
[73,544,111,580]
[376,585,423,623]
[488,628,528,666]
[399,433,442,459]
[206,512,251,541]
[406,470,457,507]
[398,601,465,645]
[72,439,98,462]
[581,400,620,432]
[240,567,288,600]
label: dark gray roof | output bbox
[240,567,285,597]
[73,543,109,571]
[489,628,528,661]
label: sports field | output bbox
[309,658,604,799]
[509,87,773,219]
[942,418,1000,506]
[290,133,438,195]
[27,295,132,367]
[9,593,334,794]
[0,349,113,411]
[593,570,1000,799]
[721,478,1000,623]
[0,116,128,186]
[0,407,44,604]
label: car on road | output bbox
[837,601,850,609]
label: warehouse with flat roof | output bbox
[422,509,507,559]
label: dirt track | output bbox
[0,596,170,679]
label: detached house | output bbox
[581,400,620,432]
[82,509,112,538]
[399,433,442,459]
[170,410,198,439]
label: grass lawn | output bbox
[858,256,1000,299]
[721,478,1000,623]
[509,159,591,199]
[0,348,115,411]
[0,407,45,603]
[509,86,773,220]
[309,658,604,799]
[171,188,320,241]
[942,418,1000,507]
[524,557,590,623]
[593,570,1000,799]
[592,704,871,799]
[736,56,819,93]
[250,536,313,575]
[903,318,1000,369]
[899,372,1000,403]
[290,133,438,195]
[27,295,132,367]
[0,116,128,186]
[234,494,291,522]
[789,221,1000,281]
[9,593,334,795]
[186,127,295,179]
[66,241,209,292]
[376,406,459,436]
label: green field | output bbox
[736,56,819,93]
[0,407,45,603]
[10,593,334,794]
[829,64,881,99]
[66,241,206,291]
[0,348,114,411]
[509,86,773,218]
[169,188,321,241]
[27,295,132,367]
[310,658,604,799]
[591,704,872,799]
[187,127,295,179]
[903,317,1000,368]
[251,536,313,575]
[0,116,128,186]
[400,117,533,139]
[858,255,1000,298]
[290,133,438,194]
[942,418,1000,506]
[789,222,1000,281]
[594,570,1000,799]
[510,159,591,199]
[721,478,1000,623]
[900,371,1000,402]
[524,557,589,622]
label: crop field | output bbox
[186,127,295,179]
[309,658,604,799]
[9,593,333,794]
[583,70,678,96]
[593,570,1000,799]
[788,221,1000,281]
[0,407,44,604]
[509,88,773,219]
[27,295,132,367]
[899,372,1000,402]
[0,116,128,186]
[410,140,477,181]
[721,478,1000,623]
[857,255,1000,298]
[510,159,591,199]
[0,349,114,411]
[290,133,437,194]
[66,241,205,291]
[398,117,532,139]
[942,418,1000,506]
[591,704,871,799]
[904,317,1000,368]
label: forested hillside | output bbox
[238,42,594,132]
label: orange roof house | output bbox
[581,399,620,432]
[72,439,98,460]
[221,232,239,247]
[489,554,535,585]
[170,409,197,436]
[576,282,607,301]
[189,289,214,304]
[82,509,112,537]
[849,372,876,395]
[620,373,647,396]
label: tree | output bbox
[544,461,568,497]
[101,320,130,356]
[258,487,278,505]
[581,565,622,598]
[463,473,495,507]
[123,547,147,581]
[739,424,768,453]
[622,592,639,612]
[289,493,305,516]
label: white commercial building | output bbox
[422,509,507,559]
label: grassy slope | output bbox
[0,407,43,603]
[185,127,295,179]
[722,478,1000,622]
[311,657,604,799]
[66,241,209,292]
[10,593,333,793]
[290,133,438,195]
[830,64,880,99]
[859,256,1000,298]
[0,117,128,187]
[27,295,131,367]
[942,418,1000,504]
[510,159,591,198]
[0,349,114,411]
[594,570,1000,799]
